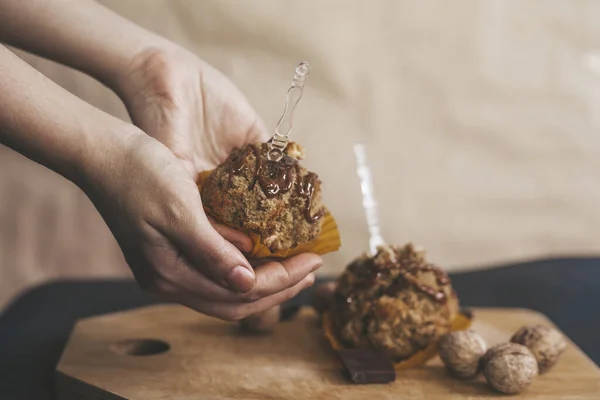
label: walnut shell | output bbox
[482,343,538,394]
[511,324,567,374]
[239,305,281,333]
[438,330,487,379]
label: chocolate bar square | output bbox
[337,349,396,384]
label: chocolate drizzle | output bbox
[345,251,450,305]
[226,144,324,223]
[384,263,450,303]
[330,245,456,361]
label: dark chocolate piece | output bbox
[336,349,396,384]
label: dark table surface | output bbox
[1,257,600,400]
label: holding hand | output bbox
[84,130,321,321]
[0,0,322,320]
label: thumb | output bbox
[164,208,256,293]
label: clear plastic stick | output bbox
[354,143,385,255]
[267,62,311,162]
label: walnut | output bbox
[482,343,538,394]
[310,281,336,314]
[438,330,487,379]
[510,324,567,374]
[239,305,280,333]
[285,142,305,160]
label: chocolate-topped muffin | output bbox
[201,141,327,253]
[330,244,459,362]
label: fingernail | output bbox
[304,273,316,287]
[311,260,324,272]
[226,265,255,292]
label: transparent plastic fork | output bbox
[267,62,311,162]
[354,143,385,256]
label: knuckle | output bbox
[275,266,293,288]
[130,49,187,98]
[161,197,201,233]
[164,200,187,224]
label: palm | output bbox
[120,48,268,176]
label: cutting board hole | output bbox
[112,339,170,356]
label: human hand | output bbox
[82,130,320,321]
[111,46,322,316]
[115,46,269,247]
[116,46,267,176]
[0,0,322,321]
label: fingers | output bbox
[177,273,315,321]
[193,254,321,303]
[207,215,253,253]
[138,227,318,321]
[156,201,256,293]
[250,253,322,299]
[144,238,322,304]
[141,219,322,302]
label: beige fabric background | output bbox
[2,0,600,309]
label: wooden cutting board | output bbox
[56,305,600,399]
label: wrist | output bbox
[73,123,146,196]
[0,45,135,188]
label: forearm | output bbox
[0,0,170,91]
[0,45,138,186]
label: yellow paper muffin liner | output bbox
[322,310,473,370]
[196,169,341,259]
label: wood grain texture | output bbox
[56,306,600,400]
